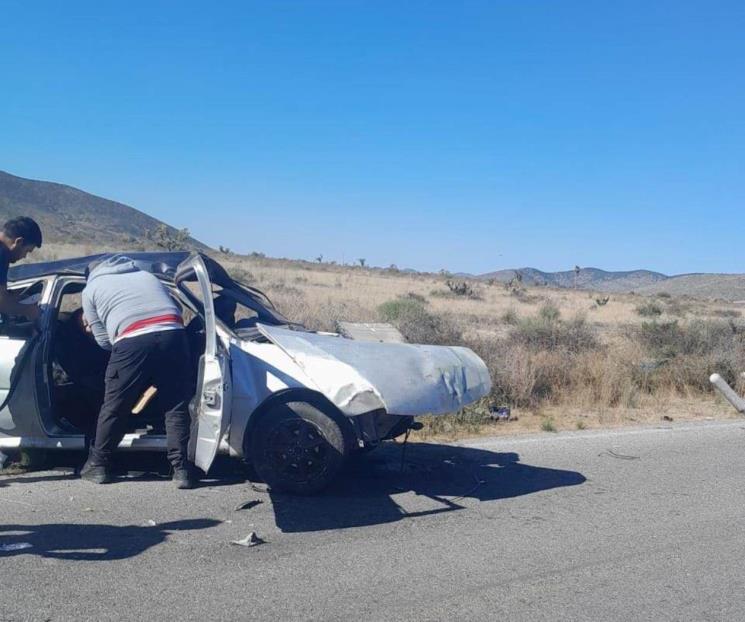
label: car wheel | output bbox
[250,401,352,495]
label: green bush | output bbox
[712,309,741,318]
[636,302,663,317]
[509,306,598,353]
[501,309,518,325]
[632,319,745,392]
[230,267,255,283]
[378,299,462,345]
[538,302,561,323]
[636,319,741,359]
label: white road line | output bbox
[458,419,745,449]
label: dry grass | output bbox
[30,244,745,437]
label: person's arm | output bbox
[0,285,40,321]
[82,288,112,350]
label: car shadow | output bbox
[0,519,220,560]
[270,441,586,533]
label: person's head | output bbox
[0,217,43,262]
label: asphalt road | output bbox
[3,420,745,621]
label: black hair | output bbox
[3,217,43,248]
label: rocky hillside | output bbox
[0,170,206,249]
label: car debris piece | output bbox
[599,450,640,461]
[231,532,264,547]
[489,406,511,421]
[234,499,263,512]
[143,519,157,527]
[336,322,406,343]
[0,542,33,552]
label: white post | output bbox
[710,373,745,414]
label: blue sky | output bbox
[2,1,744,275]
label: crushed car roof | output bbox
[8,251,192,281]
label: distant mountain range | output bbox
[2,170,744,301]
[463,267,745,301]
[477,267,669,293]
[0,170,205,249]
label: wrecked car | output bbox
[0,252,491,493]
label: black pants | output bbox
[89,330,192,469]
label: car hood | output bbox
[257,324,492,417]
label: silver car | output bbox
[0,252,491,494]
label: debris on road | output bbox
[143,519,157,527]
[489,406,512,421]
[599,450,640,461]
[234,499,263,512]
[0,542,33,552]
[231,532,264,547]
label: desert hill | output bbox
[478,267,669,293]
[0,170,205,249]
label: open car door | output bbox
[176,254,231,472]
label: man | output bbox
[80,254,196,488]
[0,216,43,321]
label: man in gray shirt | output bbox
[80,255,195,488]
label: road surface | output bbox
[2,420,745,621]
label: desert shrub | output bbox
[400,292,429,305]
[636,301,663,317]
[229,267,255,283]
[538,302,561,323]
[262,279,304,297]
[631,319,745,392]
[444,280,482,300]
[541,418,557,432]
[712,309,741,318]
[635,320,683,358]
[657,292,672,299]
[635,319,740,358]
[378,299,462,345]
[665,298,691,317]
[501,309,518,325]
[509,306,598,353]
[281,297,373,332]
[510,289,543,304]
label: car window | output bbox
[0,280,45,337]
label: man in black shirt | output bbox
[0,217,43,321]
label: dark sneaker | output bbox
[172,467,197,490]
[80,460,113,484]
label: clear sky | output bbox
[2,1,744,275]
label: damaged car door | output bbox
[176,254,231,472]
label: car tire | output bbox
[249,401,352,495]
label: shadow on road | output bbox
[271,442,586,533]
[0,519,220,560]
